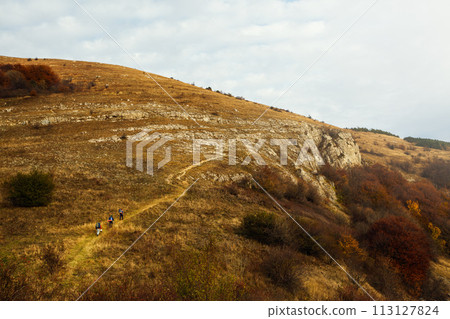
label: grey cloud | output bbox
[1,0,449,140]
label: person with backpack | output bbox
[95,222,102,236]
[119,208,124,220]
[108,215,114,227]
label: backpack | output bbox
[96,222,101,229]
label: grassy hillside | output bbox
[0,56,449,301]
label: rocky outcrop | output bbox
[318,129,361,169]
[275,122,361,170]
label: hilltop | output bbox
[0,56,449,301]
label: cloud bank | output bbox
[1,0,449,140]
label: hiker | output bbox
[108,215,114,227]
[119,208,124,220]
[95,222,102,236]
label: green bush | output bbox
[240,212,281,245]
[4,170,55,207]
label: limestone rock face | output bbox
[318,130,361,169]
[284,122,361,170]
[1,99,362,172]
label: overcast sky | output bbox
[1,0,449,140]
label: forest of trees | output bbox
[404,137,450,150]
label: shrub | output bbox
[0,256,28,300]
[5,70,28,90]
[387,143,396,150]
[0,63,75,98]
[280,218,323,256]
[261,248,300,293]
[320,164,346,184]
[306,185,322,204]
[40,243,64,274]
[421,276,448,301]
[21,65,60,89]
[422,159,450,189]
[340,165,399,210]
[284,178,309,203]
[339,234,366,260]
[171,238,245,300]
[337,284,372,301]
[240,211,281,245]
[390,160,413,173]
[240,211,326,256]
[366,216,431,293]
[253,166,320,204]
[252,166,289,199]
[405,180,446,228]
[406,200,447,251]
[0,70,9,88]
[4,170,55,207]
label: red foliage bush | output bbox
[0,63,70,98]
[319,163,346,184]
[4,70,28,90]
[406,181,443,218]
[365,164,407,197]
[339,165,400,210]
[0,70,9,88]
[324,164,448,250]
[366,216,431,292]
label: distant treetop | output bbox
[348,127,399,137]
[404,137,450,151]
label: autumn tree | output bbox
[366,216,431,295]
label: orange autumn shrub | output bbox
[339,234,367,260]
[339,165,400,210]
[0,63,75,98]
